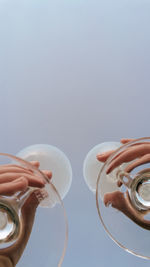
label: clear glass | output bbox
[96,137,150,259]
[0,152,68,267]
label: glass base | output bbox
[0,199,20,247]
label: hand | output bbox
[0,161,52,267]
[97,138,150,230]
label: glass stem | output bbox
[15,187,34,210]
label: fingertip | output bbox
[121,138,128,144]
[106,168,110,174]
[121,138,134,144]
[30,161,40,168]
[43,170,52,179]
[48,171,52,179]
[96,154,105,162]
[96,154,101,160]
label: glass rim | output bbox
[96,137,150,259]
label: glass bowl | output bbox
[0,144,72,266]
[84,138,150,259]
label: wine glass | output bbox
[83,138,150,259]
[0,144,72,267]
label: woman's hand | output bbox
[0,161,52,266]
[97,138,150,230]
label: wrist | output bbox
[0,256,14,267]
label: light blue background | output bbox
[0,0,150,266]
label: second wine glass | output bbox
[83,138,150,259]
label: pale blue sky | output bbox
[0,0,150,266]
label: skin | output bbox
[0,161,52,267]
[97,138,150,230]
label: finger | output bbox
[97,139,148,165]
[121,139,150,147]
[117,153,150,188]
[22,173,45,188]
[0,177,28,195]
[0,161,40,178]
[103,191,150,230]
[0,161,40,175]
[0,173,28,184]
[97,150,115,162]
[121,138,135,144]
[104,191,126,210]
[97,139,139,163]
[30,161,40,168]
[117,154,150,187]
[124,154,150,173]
[106,144,150,174]
[0,162,40,181]
[42,170,52,179]
[96,139,134,162]
[0,165,32,175]
[0,172,45,188]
